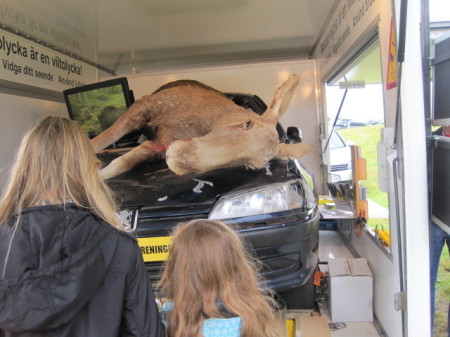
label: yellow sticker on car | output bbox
[138,236,173,262]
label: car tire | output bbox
[278,276,316,309]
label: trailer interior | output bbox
[0,0,449,336]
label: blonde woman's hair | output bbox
[0,116,122,229]
[158,219,279,337]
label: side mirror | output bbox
[287,127,303,143]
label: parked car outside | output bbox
[329,130,353,183]
[100,92,320,309]
[335,118,369,129]
[335,118,352,129]
[348,121,369,127]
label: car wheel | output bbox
[278,276,316,309]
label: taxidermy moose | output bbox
[91,74,311,179]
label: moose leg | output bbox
[100,140,166,180]
[275,143,312,159]
[91,98,153,153]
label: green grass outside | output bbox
[336,124,449,335]
[338,125,387,207]
[338,125,389,232]
[435,249,449,337]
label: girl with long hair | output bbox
[158,219,280,337]
[0,116,165,337]
[0,115,119,228]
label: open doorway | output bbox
[324,37,390,249]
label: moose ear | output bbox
[263,74,300,123]
[276,143,312,159]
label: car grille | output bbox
[331,163,349,171]
[138,202,213,219]
[145,261,165,285]
[136,203,213,285]
[145,242,304,286]
[135,202,318,291]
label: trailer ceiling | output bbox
[94,0,336,75]
[0,0,337,75]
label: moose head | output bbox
[91,74,311,179]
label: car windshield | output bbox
[329,131,346,149]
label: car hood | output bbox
[100,153,297,208]
[330,146,351,166]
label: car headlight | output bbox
[209,181,304,220]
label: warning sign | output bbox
[386,18,397,90]
[138,236,173,262]
[0,30,97,91]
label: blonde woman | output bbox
[158,219,279,337]
[0,116,165,337]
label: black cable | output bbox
[323,88,348,153]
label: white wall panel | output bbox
[0,93,66,188]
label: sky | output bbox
[430,0,450,22]
[325,85,384,123]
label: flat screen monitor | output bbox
[63,77,139,146]
[431,136,450,230]
[433,31,450,126]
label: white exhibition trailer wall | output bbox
[0,93,66,186]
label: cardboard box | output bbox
[328,258,373,322]
[298,316,331,337]
[286,310,331,337]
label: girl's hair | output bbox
[0,116,121,229]
[158,219,278,337]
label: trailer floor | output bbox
[315,230,386,337]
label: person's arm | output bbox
[121,243,166,337]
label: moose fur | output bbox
[91,74,311,179]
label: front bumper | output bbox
[235,208,320,291]
[137,205,320,292]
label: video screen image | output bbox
[67,84,127,138]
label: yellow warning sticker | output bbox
[387,17,397,90]
[138,236,173,262]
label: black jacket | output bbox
[0,204,165,337]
